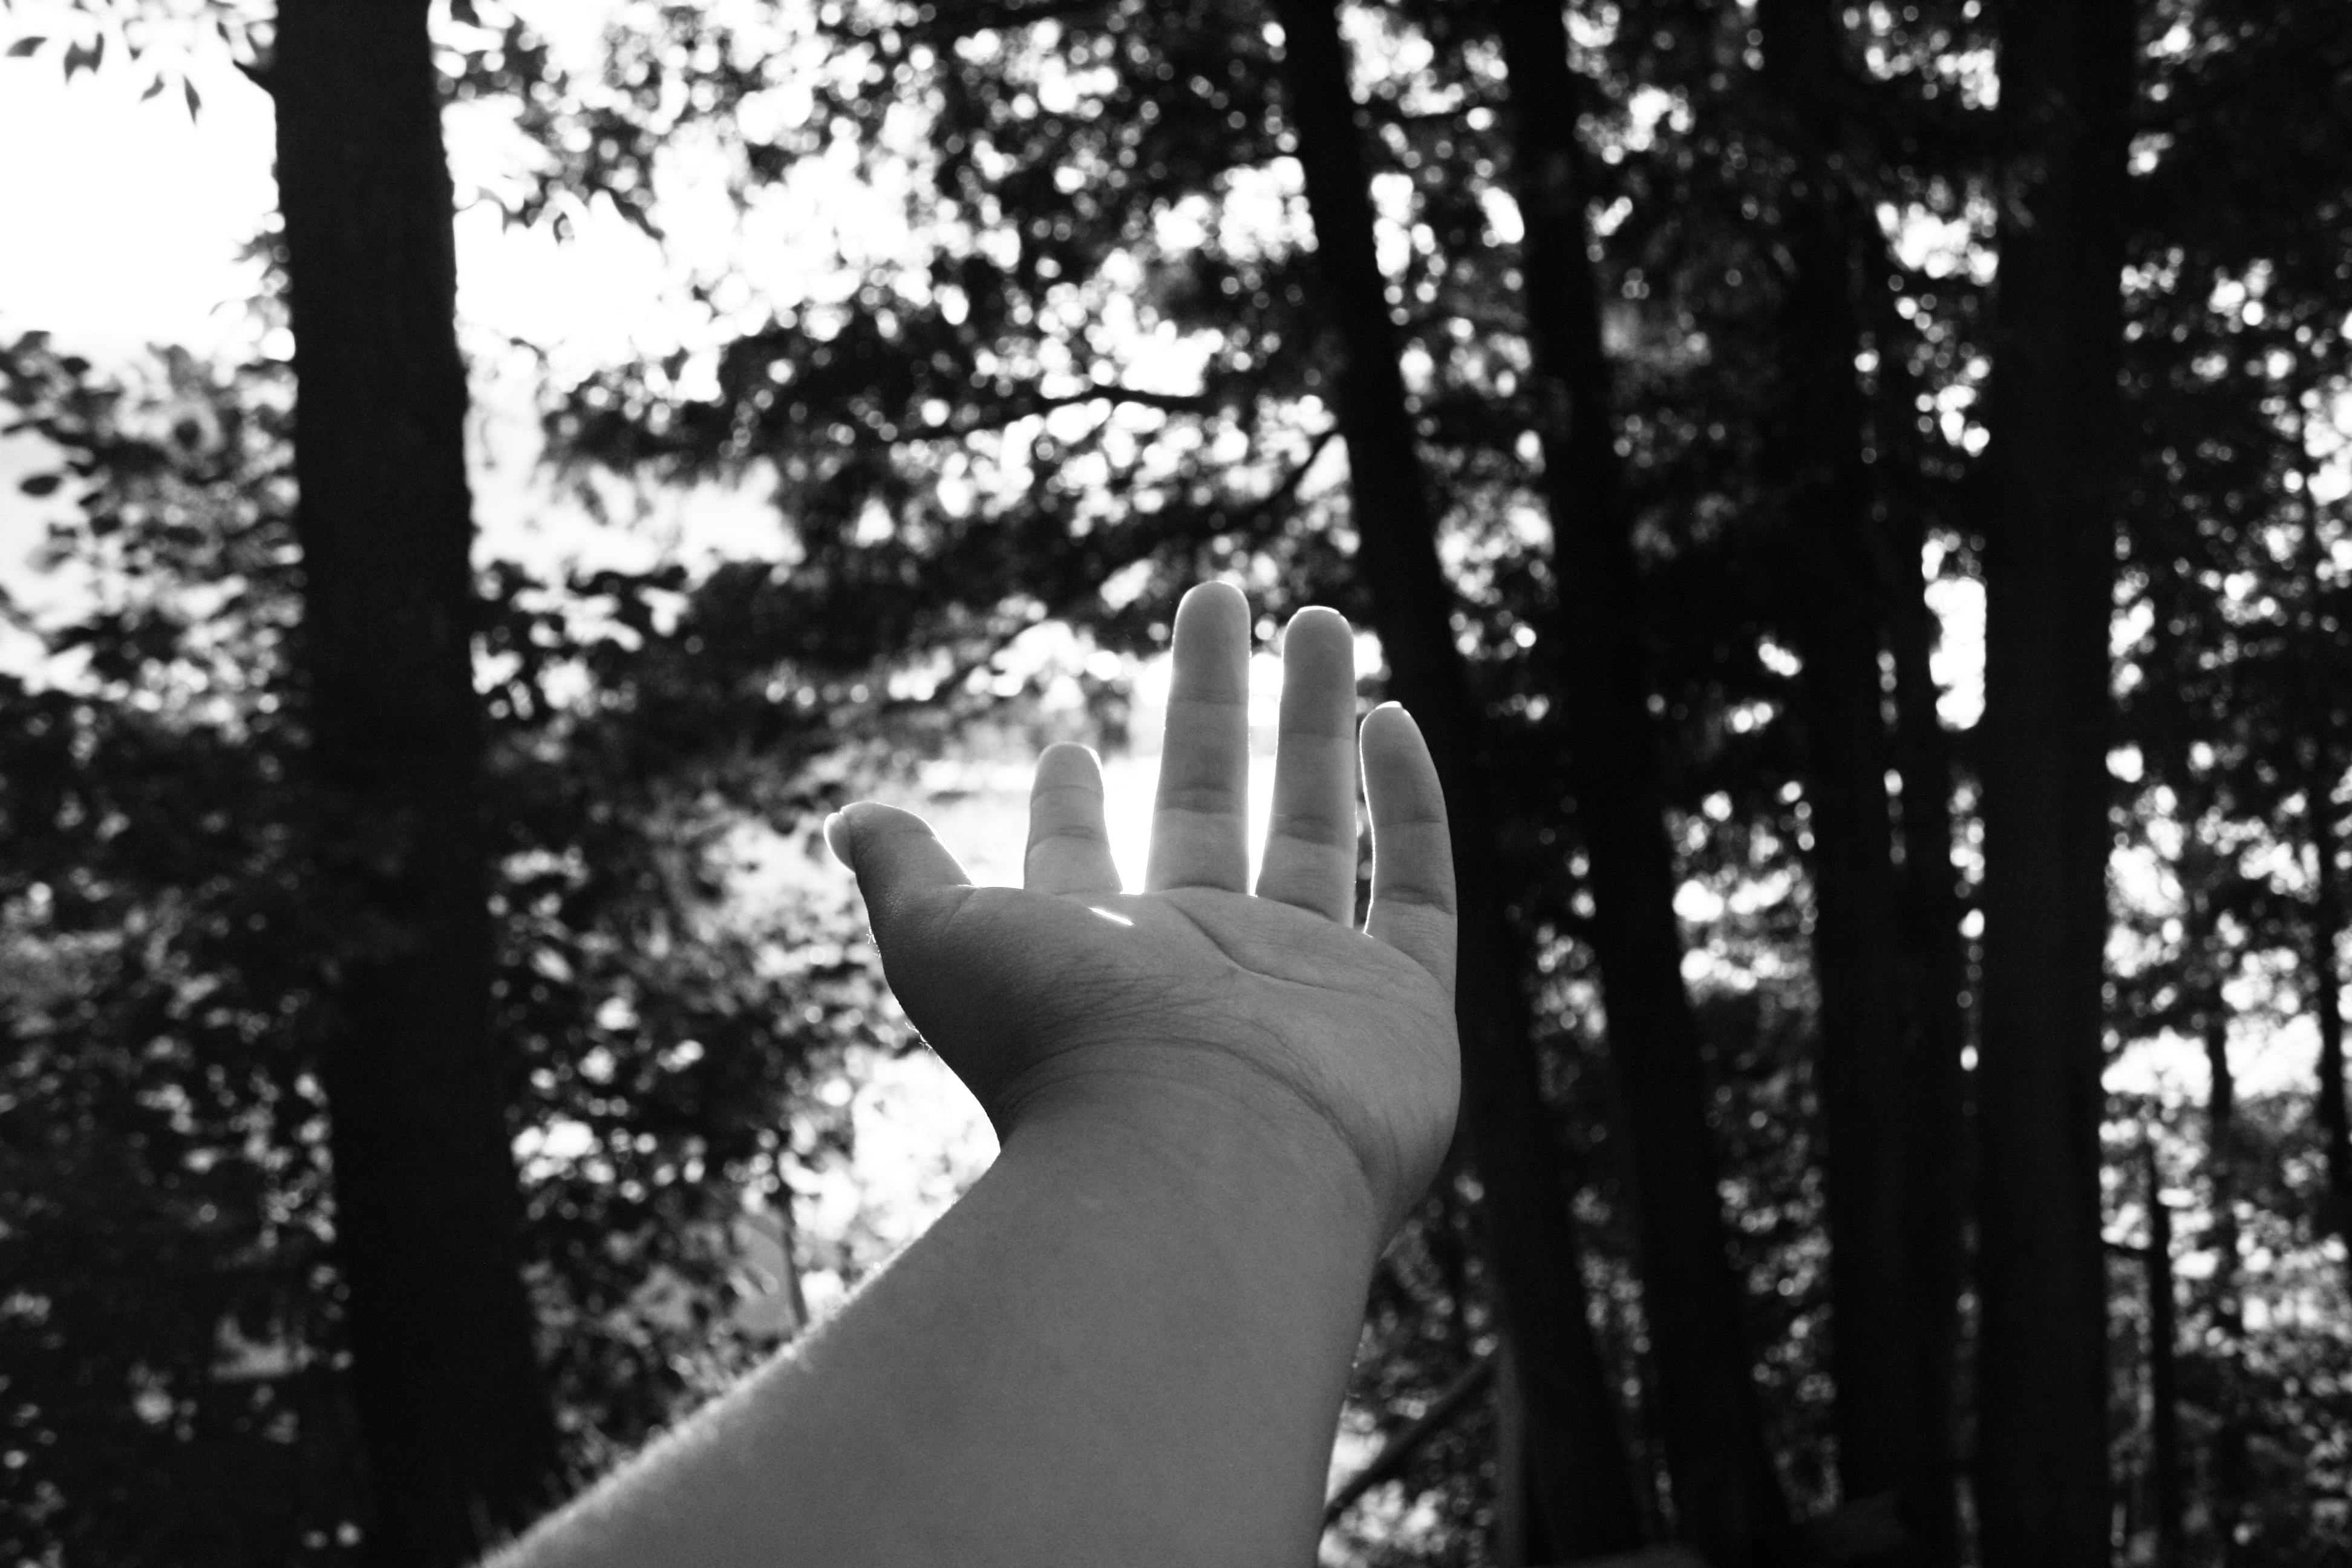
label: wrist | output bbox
[991,1048,1394,1272]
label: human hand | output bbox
[825,582,1460,1238]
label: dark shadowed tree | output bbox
[2295,507,2352,1287]
[270,2,558,1559]
[1263,0,1645,1554]
[2142,1143,2184,1568]
[1487,0,1792,1558]
[1972,1,2135,1564]
[1749,0,1932,1553]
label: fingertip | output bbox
[1027,742,1123,895]
[1361,703,1449,840]
[1359,701,1425,757]
[1034,740,1106,787]
[826,801,935,869]
[1173,581,1253,656]
[1282,603,1351,641]
[1279,606,1356,677]
[1180,579,1250,618]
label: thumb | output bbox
[826,802,974,950]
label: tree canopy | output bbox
[4,0,2350,1563]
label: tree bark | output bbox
[2311,758,2352,1281]
[2201,999,2241,1341]
[2141,1146,2184,1568]
[2297,509,2352,1289]
[1267,1,1645,1555]
[273,4,560,1563]
[1752,4,1929,1554]
[1875,275,1970,1568]
[1974,2,2134,1565]
[2190,857,2247,1564]
[2200,995,2247,1565]
[1495,1337,1537,1567]
[1488,0,1792,1560]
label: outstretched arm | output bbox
[493,583,1461,1567]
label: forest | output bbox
[1,0,2348,1564]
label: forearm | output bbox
[495,1079,1382,1568]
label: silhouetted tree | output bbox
[1973,2,2135,1564]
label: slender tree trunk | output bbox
[2298,509,2352,1287]
[2149,567,2248,1566]
[1494,1338,1540,1567]
[2310,763,2352,1279]
[1975,2,2133,1565]
[2192,912,2248,1561]
[1488,0,1791,1560]
[1267,2,1645,1554]
[2201,992,2247,1564]
[273,4,559,1562]
[1753,3,1927,1553]
[2141,1146,2183,1568]
[2202,1010,2241,1340]
[1876,279,1970,1568]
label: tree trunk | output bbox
[2201,1005,2241,1341]
[2298,509,2352,1287]
[1874,271,1971,1568]
[1267,1,1645,1554]
[2201,999,2248,1565]
[1488,0,1791,1560]
[1974,2,2133,1566]
[1494,1338,1543,1568]
[1753,4,1929,1554]
[2311,760,2352,1281]
[2141,1146,2183,1568]
[273,4,560,1563]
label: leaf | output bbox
[19,473,63,497]
[140,73,164,100]
[5,34,42,56]
[183,77,201,119]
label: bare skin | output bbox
[493,582,1460,1567]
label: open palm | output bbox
[826,584,1462,1230]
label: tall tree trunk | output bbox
[1975,2,2134,1565]
[1267,2,1645,1554]
[273,4,559,1562]
[2200,972,2247,1565]
[1875,276,1970,1568]
[2297,508,2352,1287]
[1494,1338,1542,1568]
[1488,0,1792,1560]
[2311,762,2352,1279]
[2141,1145,2184,1568]
[2201,1008,2241,1340]
[1753,3,1929,1553]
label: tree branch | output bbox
[1322,1353,1496,1526]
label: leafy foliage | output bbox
[7,0,2352,1560]
[0,330,888,1561]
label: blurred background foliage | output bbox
[2,0,2351,1563]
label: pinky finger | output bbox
[1361,703,1457,998]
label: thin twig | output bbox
[1322,1353,1497,1527]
